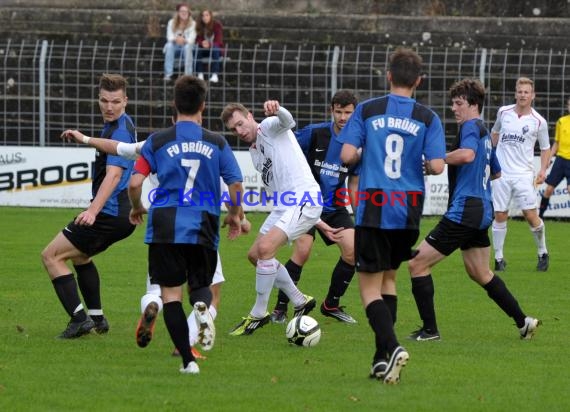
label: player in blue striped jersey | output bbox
[128,75,244,374]
[46,74,137,339]
[408,78,540,343]
[339,48,447,384]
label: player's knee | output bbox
[492,220,507,230]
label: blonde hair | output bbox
[172,3,193,32]
[516,77,534,91]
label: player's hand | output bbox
[222,213,242,240]
[61,129,86,144]
[535,171,546,187]
[74,210,96,226]
[263,100,280,116]
[240,217,252,234]
[129,206,147,225]
[316,220,345,243]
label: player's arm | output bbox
[536,148,551,185]
[263,100,296,130]
[75,164,123,226]
[128,156,151,225]
[340,143,359,165]
[424,158,445,175]
[347,174,359,210]
[445,148,475,165]
[61,129,120,154]
[491,131,500,147]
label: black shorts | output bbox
[62,212,135,257]
[425,217,490,256]
[148,243,218,288]
[354,226,419,273]
[545,156,570,187]
[307,208,355,246]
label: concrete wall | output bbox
[3,0,569,17]
[1,0,569,49]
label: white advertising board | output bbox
[1,146,568,217]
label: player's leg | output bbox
[356,226,408,384]
[516,176,549,271]
[491,177,511,271]
[408,219,455,341]
[230,230,282,336]
[72,213,135,334]
[271,234,313,323]
[136,274,162,348]
[539,184,555,218]
[272,204,322,317]
[381,270,397,325]
[188,252,224,353]
[321,220,357,323]
[539,157,564,218]
[41,229,94,338]
[152,243,198,373]
[462,241,540,339]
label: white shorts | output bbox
[212,252,225,285]
[492,175,537,212]
[259,203,322,241]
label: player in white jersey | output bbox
[491,77,551,272]
[221,100,343,336]
[61,129,250,356]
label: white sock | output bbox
[492,220,507,260]
[274,263,305,307]
[141,274,163,313]
[530,219,548,255]
[140,293,163,314]
[188,304,217,346]
[251,258,278,318]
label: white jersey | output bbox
[249,107,320,209]
[492,104,550,176]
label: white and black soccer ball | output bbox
[285,315,321,347]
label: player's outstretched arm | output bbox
[61,129,120,154]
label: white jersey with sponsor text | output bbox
[492,104,550,176]
[249,107,320,209]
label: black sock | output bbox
[163,301,194,367]
[366,299,399,361]
[539,196,550,219]
[411,275,438,333]
[189,286,212,308]
[324,258,355,308]
[382,294,398,325]
[483,275,526,327]
[74,261,102,320]
[52,274,87,321]
[275,259,303,311]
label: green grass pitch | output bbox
[0,207,568,411]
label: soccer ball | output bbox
[285,315,321,347]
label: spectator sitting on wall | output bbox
[163,3,197,81]
[194,9,224,84]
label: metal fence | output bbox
[1,39,569,150]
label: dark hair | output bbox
[196,9,216,37]
[449,78,486,112]
[331,89,358,108]
[99,73,128,93]
[174,75,207,115]
[388,48,423,88]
